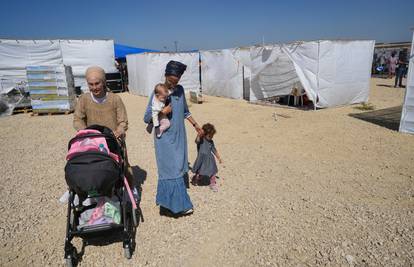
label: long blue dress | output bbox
[144,85,193,213]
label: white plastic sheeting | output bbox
[0,40,62,79]
[249,40,374,107]
[232,48,251,100]
[60,40,117,90]
[250,45,300,102]
[127,52,199,96]
[399,33,414,134]
[204,40,374,106]
[282,40,375,108]
[125,40,374,108]
[0,39,116,90]
[200,49,244,99]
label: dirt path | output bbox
[0,78,413,266]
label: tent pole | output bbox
[242,65,245,100]
[199,52,202,95]
[315,41,320,111]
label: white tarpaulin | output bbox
[60,40,117,90]
[249,40,374,107]
[0,40,62,79]
[282,40,375,108]
[232,47,251,100]
[200,49,244,99]
[250,45,300,102]
[399,33,414,134]
[0,39,116,90]
[127,52,199,96]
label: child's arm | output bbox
[212,144,223,163]
[195,133,203,144]
[214,150,223,164]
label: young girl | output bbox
[191,123,223,192]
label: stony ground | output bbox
[0,78,413,266]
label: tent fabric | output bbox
[281,40,375,108]
[247,40,374,107]
[126,40,374,106]
[232,48,252,100]
[200,49,244,99]
[114,44,157,59]
[317,40,374,107]
[0,39,117,91]
[250,45,301,102]
[59,40,117,90]
[0,40,62,79]
[399,33,414,134]
[127,52,199,96]
[281,42,319,104]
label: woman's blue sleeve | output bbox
[143,93,154,124]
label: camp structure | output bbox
[0,39,117,91]
[399,32,414,134]
[126,40,375,109]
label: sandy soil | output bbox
[0,77,413,266]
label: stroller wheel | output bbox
[66,257,74,267]
[65,247,77,267]
[124,246,132,259]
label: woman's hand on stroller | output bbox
[114,129,124,140]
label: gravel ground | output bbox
[0,77,413,266]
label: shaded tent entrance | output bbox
[249,45,314,109]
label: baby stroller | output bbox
[64,125,139,266]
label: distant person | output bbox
[395,50,408,88]
[149,83,171,138]
[144,60,204,217]
[191,123,223,192]
[388,52,398,79]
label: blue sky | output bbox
[1,0,413,51]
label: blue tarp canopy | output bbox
[114,43,158,59]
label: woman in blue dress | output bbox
[144,61,203,216]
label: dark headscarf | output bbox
[165,60,187,77]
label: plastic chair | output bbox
[288,86,304,107]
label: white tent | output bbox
[127,52,199,96]
[399,33,414,134]
[0,39,117,91]
[250,40,375,108]
[125,40,374,108]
